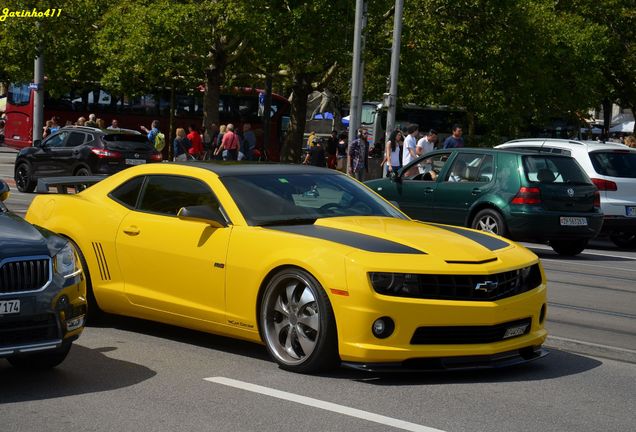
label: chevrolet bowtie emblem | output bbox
[475,281,498,293]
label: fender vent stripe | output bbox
[91,242,111,280]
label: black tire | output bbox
[471,208,507,237]
[260,268,339,373]
[14,162,36,193]
[550,239,588,256]
[8,343,72,369]
[609,232,636,249]
[75,166,91,176]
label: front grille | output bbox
[0,314,60,347]
[370,264,542,301]
[0,258,51,293]
[411,318,532,345]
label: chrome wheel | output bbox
[476,215,499,233]
[472,209,506,236]
[260,269,338,372]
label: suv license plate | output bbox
[560,217,588,226]
[627,206,636,216]
[0,299,20,315]
[125,159,146,166]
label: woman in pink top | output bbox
[216,123,239,160]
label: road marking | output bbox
[524,244,636,261]
[548,336,636,355]
[204,376,446,432]
[548,302,636,319]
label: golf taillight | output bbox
[591,178,617,191]
[90,148,123,159]
[511,187,541,205]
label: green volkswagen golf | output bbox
[366,148,603,256]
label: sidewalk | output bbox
[0,144,18,153]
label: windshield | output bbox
[523,155,591,184]
[221,173,406,226]
[103,134,154,151]
[589,151,636,178]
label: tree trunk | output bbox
[281,79,310,163]
[203,67,222,134]
[168,84,176,160]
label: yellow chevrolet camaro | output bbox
[26,162,548,373]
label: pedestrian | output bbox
[215,125,227,160]
[443,124,464,149]
[187,124,203,160]
[242,123,256,161]
[42,120,53,139]
[76,116,86,127]
[140,120,165,154]
[50,117,61,133]
[417,129,437,156]
[326,130,338,169]
[173,128,192,161]
[202,123,218,160]
[303,138,327,167]
[307,130,316,148]
[107,119,119,130]
[336,132,348,172]
[216,123,240,161]
[348,128,369,181]
[85,113,98,128]
[96,118,106,129]
[384,129,403,176]
[402,123,419,167]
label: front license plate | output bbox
[503,323,529,339]
[125,159,146,166]
[0,299,20,315]
[626,206,636,216]
[560,216,588,226]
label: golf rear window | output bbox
[522,155,590,184]
[589,151,636,178]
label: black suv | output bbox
[1,180,86,369]
[14,126,162,193]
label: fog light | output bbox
[539,304,547,324]
[66,315,85,331]
[372,317,395,339]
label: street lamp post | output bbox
[385,0,404,140]
[347,0,367,174]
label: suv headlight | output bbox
[54,243,81,278]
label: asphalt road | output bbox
[1,145,635,432]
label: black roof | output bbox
[59,125,141,135]
[176,161,344,177]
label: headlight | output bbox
[369,272,418,296]
[518,264,542,289]
[54,243,81,279]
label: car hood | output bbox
[0,212,52,259]
[267,216,514,262]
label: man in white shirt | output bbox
[416,129,437,156]
[402,123,419,166]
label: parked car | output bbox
[366,148,603,256]
[25,162,548,373]
[496,139,636,248]
[0,179,86,369]
[14,126,163,193]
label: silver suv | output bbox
[497,139,636,248]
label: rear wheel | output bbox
[8,342,72,369]
[260,268,339,373]
[609,232,636,249]
[471,209,507,237]
[550,239,588,256]
[75,166,91,176]
[14,162,36,193]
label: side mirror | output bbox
[178,204,228,228]
[0,180,10,202]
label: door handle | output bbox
[471,188,482,196]
[123,226,140,236]
[424,187,434,194]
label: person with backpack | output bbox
[140,120,165,158]
[216,123,240,161]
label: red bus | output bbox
[3,83,290,160]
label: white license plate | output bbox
[125,159,146,166]
[503,323,529,339]
[627,206,636,216]
[0,299,20,315]
[560,217,588,226]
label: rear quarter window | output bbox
[523,155,591,184]
[588,151,636,178]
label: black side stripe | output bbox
[92,242,111,280]
[266,225,425,254]
[423,223,510,251]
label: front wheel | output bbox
[471,209,507,237]
[550,239,588,256]
[609,232,636,249]
[260,268,339,373]
[14,162,36,193]
[8,343,72,369]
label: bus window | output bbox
[8,83,31,106]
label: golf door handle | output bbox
[424,187,434,193]
[471,188,482,195]
[123,226,140,236]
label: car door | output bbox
[431,152,495,226]
[31,131,69,176]
[60,131,87,174]
[115,174,231,324]
[386,152,452,220]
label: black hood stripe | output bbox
[423,223,510,251]
[266,225,425,254]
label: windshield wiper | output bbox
[258,217,317,227]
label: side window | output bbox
[402,153,451,180]
[445,153,488,182]
[138,175,220,216]
[85,134,95,144]
[476,154,494,182]
[109,176,145,208]
[44,131,68,148]
[66,132,86,147]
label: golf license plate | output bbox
[560,217,588,226]
[0,299,20,315]
[125,159,146,166]
[627,206,636,216]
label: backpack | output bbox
[154,132,166,152]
